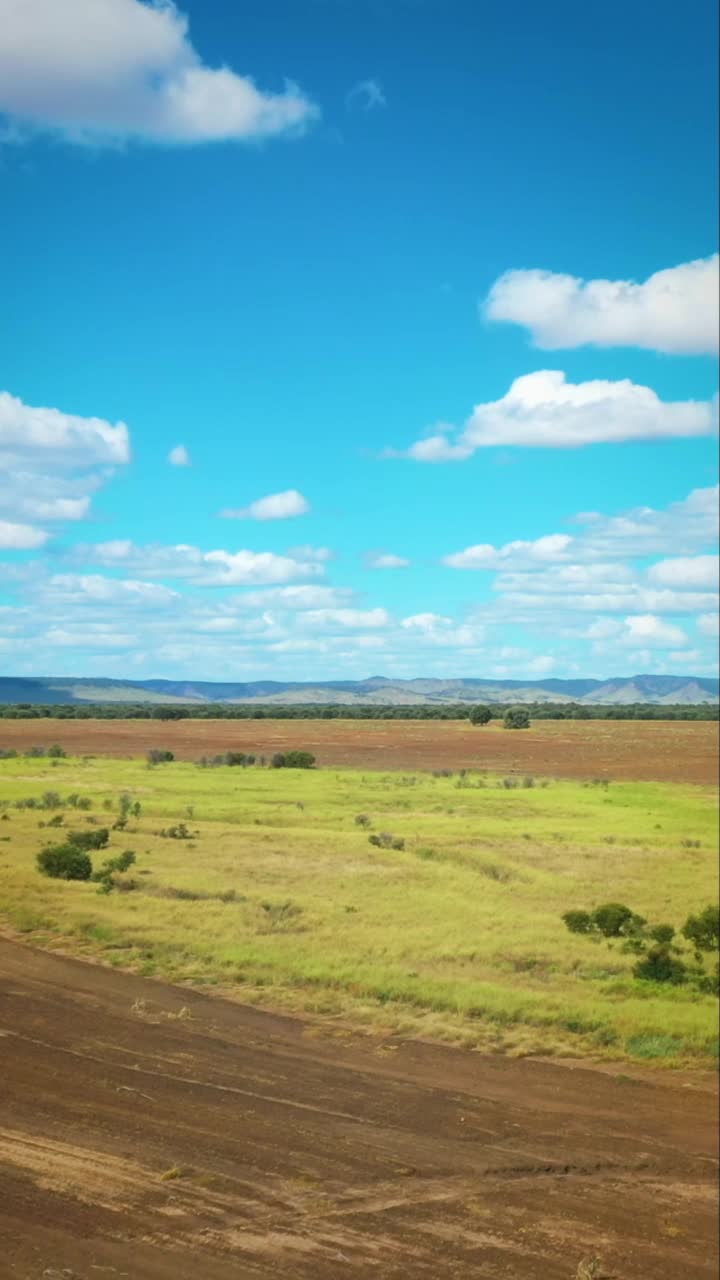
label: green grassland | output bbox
[0,754,717,1065]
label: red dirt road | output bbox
[0,940,717,1279]
[0,717,717,783]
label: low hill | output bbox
[0,674,717,706]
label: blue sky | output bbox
[0,0,717,682]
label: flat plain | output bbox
[0,715,717,782]
[0,720,717,1278]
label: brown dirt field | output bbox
[0,716,717,783]
[0,940,717,1280]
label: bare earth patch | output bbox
[0,716,717,783]
[0,939,717,1279]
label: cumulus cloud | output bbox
[484,255,719,355]
[366,552,410,569]
[221,489,310,521]
[575,486,719,559]
[0,389,131,541]
[697,613,720,637]
[168,444,190,467]
[0,0,319,146]
[346,79,386,111]
[76,540,324,586]
[0,519,49,550]
[445,486,720,576]
[398,371,715,459]
[444,534,572,570]
[620,615,689,648]
[647,555,719,589]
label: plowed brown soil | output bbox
[0,717,717,782]
[0,939,717,1279]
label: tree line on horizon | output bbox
[0,701,716,722]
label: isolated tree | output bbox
[503,706,531,730]
[469,705,492,726]
[682,905,719,953]
[37,843,92,881]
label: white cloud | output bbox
[400,371,715,459]
[620,615,689,649]
[526,655,556,674]
[401,612,453,629]
[444,533,572,570]
[0,390,130,540]
[300,608,390,631]
[234,585,353,610]
[445,487,719,577]
[647,555,718,589]
[286,544,335,563]
[221,489,310,521]
[346,79,386,111]
[0,390,130,463]
[366,552,410,569]
[484,255,719,355]
[168,444,190,467]
[0,0,319,145]
[697,613,720,637]
[44,573,178,606]
[0,519,49,550]
[77,540,324,586]
[575,486,719,558]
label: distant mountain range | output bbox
[0,674,717,706]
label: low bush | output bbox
[67,827,110,851]
[562,909,594,934]
[682,904,719,953]
[633,946,687,985]
[503,706,531,730]
[271,750,316,769]
[147,748,174,765]
[37,843,92,881]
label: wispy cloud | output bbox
[346,79,387,111]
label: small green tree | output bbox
[37,843,92,881]
[591,902,634,937]
[282,750,316,769]
[503,706,531,730]
[67,827,109,851]
[469,705,492,726]
[562,909,594,934]
[682,905,719,953]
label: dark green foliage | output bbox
[37,843,92,881]
[67,827,110,851]
[271,750,316,769]
[159,822,191,839]
[40,791,63,809]
[469,705,492,725]
[633,946,687,985]
[591,902,634,937]
[503,706,531,730]
[682,905,719,953]
[47,744,66,758]
[562,909,594,934]
[649,923,675,945]
[146,748,174,764]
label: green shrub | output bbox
[649,922,675,945]
[67,827,110,851]
[682,904,719,953]
[503,706,531,730]
[633,945,687,985]
[37,843,92,881]
[147,748,174,765]
[284,750,316,769]
[591,902,634,937]
[469,705,492,726]
[562,909,593,934]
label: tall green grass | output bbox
[0,756,716,1064]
